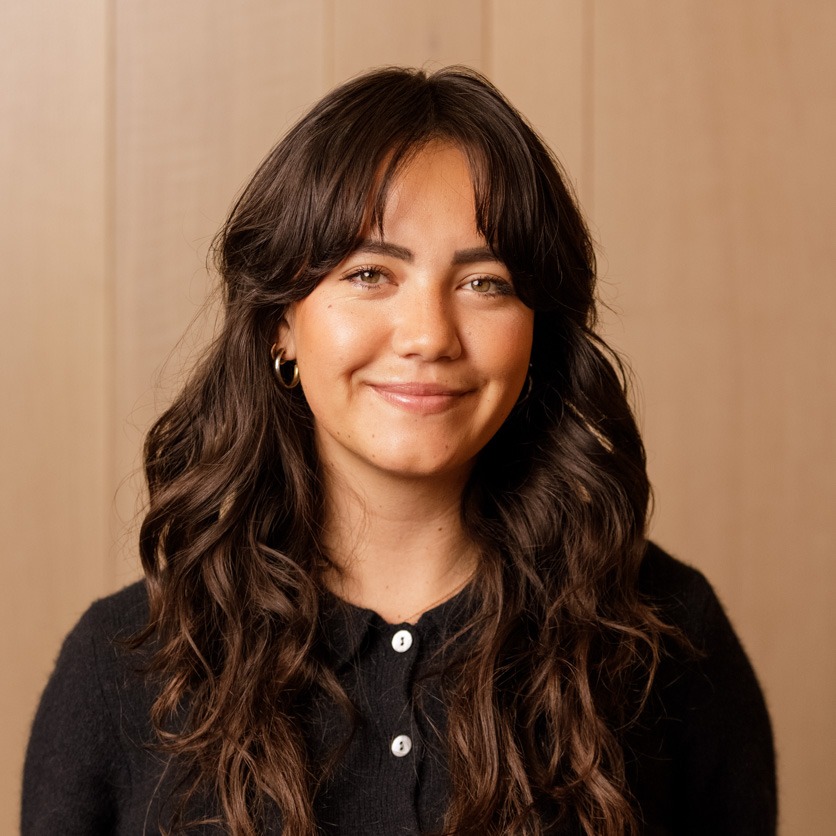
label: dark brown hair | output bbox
[139,66,669,835]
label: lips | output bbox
[367,382,472,414]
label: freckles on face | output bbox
[279,142,534,483]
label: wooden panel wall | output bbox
[591,6,836,832]
[3,2,834,833]
[110,0,329,579]
[0,1,110,827]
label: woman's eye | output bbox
[344,267,388,288]
[467,277,513,296]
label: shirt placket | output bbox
[365,620,423,834]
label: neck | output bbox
[320,464,478,624]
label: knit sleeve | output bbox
[22,601,129,835]
[674,572,777,835]
[635,545,778,835]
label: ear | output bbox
[274,308,297,361]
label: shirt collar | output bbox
[319,594,377,668]
[319,582,477,669]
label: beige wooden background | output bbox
[2,1,834,833]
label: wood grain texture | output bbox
[489,0,588,205]
[591,3,836,832]
[332,0,485,82]
[0,2,110,831]
[111,0,329,579]
[4,2,834,833]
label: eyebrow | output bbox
[452,246,500,266]
[353,239,413,262]
[353,239,502,267]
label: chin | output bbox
[368,451,474,481]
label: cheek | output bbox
[293,303,387,383]
[483,313,534,392]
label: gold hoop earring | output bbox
[270,344,300,389]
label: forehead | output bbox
[368,142,482,242]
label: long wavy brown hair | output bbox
[138,66,672,835]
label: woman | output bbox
[23,67,776,835]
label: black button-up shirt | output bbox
[22,545,777,835]
[313,591,469,834]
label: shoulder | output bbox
[29,579,155,758]
[72,579,150,644]
[31,579,153,734]
[630,541,777,834]
[637,540,725,642]
[22,581,153,833]
[638,540,713,605]
[36,580,152,718]
[636,541,763,697]
[66,580,156,734]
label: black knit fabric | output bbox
[22,544,776,835]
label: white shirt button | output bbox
[391,629,413,653]
[390,734,412,757]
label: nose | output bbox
[391,286,462,361]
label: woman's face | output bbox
[278,142,534,485]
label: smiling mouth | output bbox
[368,382,472,415]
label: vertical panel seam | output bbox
[582,0,595,216]
[324,0,335,87]
[104,0,118,589]
[482,0,492,77]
